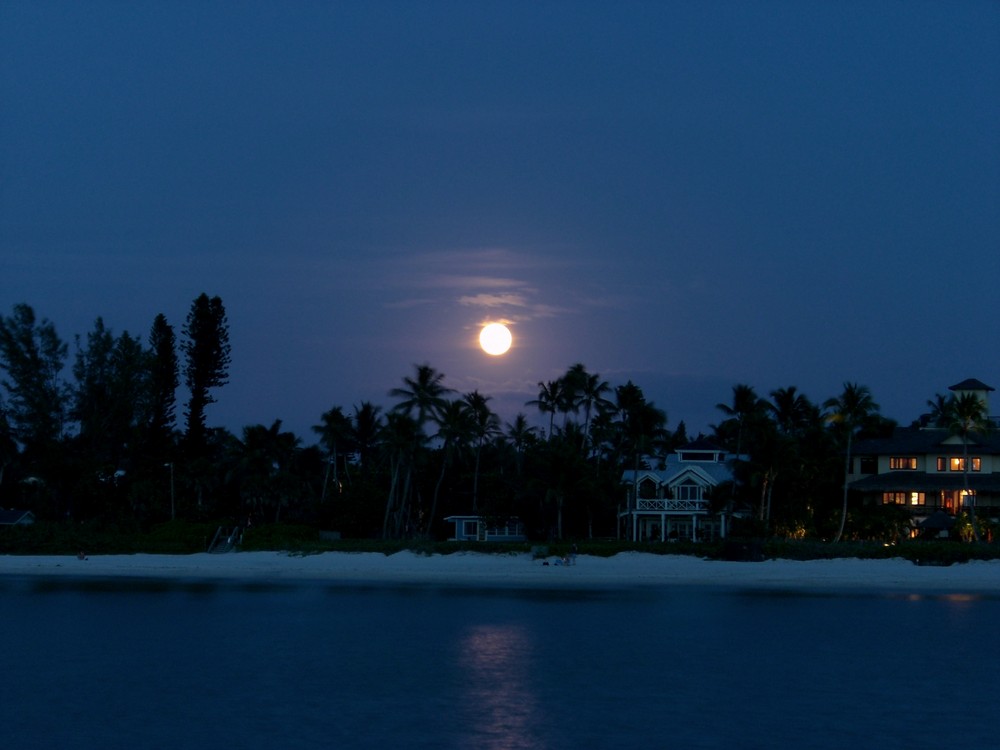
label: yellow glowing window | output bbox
[909,492,925,506]
[890,457,917,470]
[949,457,982,472]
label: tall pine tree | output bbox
[147,313,179,447]
[181,294,231,449]
[0,304,69,450]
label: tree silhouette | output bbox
[389,363,453,428]
[351,401,383,476]
[313,406,354,501]
[824,382,879,543]
[147,313,178,446]
[428,399,474,532]
[464,390,500,511]
[945,392,991,542]
[527,379,563,439]
[0,303,69,450]
[564,363,612,454]
[181,294,231,450]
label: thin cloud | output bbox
[429,275,526,290]
[458,293,529,308]
[381,246,612,321]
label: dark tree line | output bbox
[2,297,943,541]
[0,295,230,522]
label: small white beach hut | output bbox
[444,515,526,542]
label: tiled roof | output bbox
[949,378,995,392]
[853,427,1000,456]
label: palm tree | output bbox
[716,384,764,527]
[428,399,474,533]
[464,390,500,511]
[748,421,798,525]
[504,413,537,476]
[390,363,453,429]
[565,364,612,454]
[716,384,763,455]
[614,381,668,535]
[768,386,813,435]
[534,432,592,540]
[388,365,453,530]
[351,401,383,475]
[946,392,991,542]
[233,420,301,523]
[824,382,879,543]
[925,393,951,428]
[313,406,354,501]
[527,379,563,439]
[380,412,424,539]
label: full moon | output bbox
[479,323,512,356]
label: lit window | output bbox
[949,457,981,471]
[937,457,946,472]
[890,457,917,470]
[909,492,925,506]
[882,492,906,504]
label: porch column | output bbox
[692,515,698,542]
[661,512,666,542]
[632,513,638,542]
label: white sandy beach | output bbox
[1,550,998,594]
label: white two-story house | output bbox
[619,440,743,542]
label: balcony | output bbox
[636,498,708,513]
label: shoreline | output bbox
[2,551,999,595]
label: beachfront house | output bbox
[847,379,1000,536]
[0,509,36,526]
[445,515,526,542]
[619,440,743,542]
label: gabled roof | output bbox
[0,509,35,525]
[625,459,734,488]
[949,378,994,392]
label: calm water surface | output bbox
[1,577,996,750]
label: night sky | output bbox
[3,1,998,441]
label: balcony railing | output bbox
[635,498,708,512]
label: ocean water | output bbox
[1,577,997,750]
